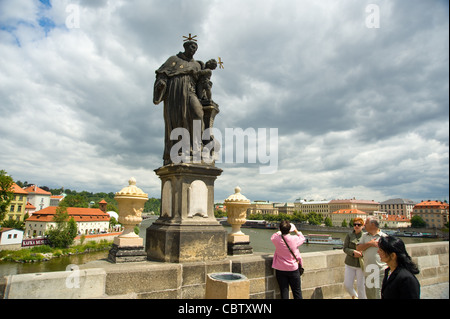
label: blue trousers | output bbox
[276,269,303,299]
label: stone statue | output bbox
[148,37,227,263]
[153,39,219,165]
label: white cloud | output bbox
[0,0,448,204]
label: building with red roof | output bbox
[379,214,411,228]
[2,183,29,222]
[412,200,449,228]
[24,206,111,238]
[23,185,52,212]
[330,209,367,226]
[328,199,380,216]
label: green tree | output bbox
[214,209,227,218]
[341,219,348,227]
[292,211,307,223]
[109,216,118,228]
[46,206,78,248]
[349,218,354,227]
[145,197,161,214]
[307,212,323,225]
[411,215,426,228]
[1,218,26,230]
[0,170,14,222]
[62,194,88,208]
[324,217,333,227]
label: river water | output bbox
[0,217,442,277]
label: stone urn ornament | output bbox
[108,177,148,263]
[114,177,148,246]
[224,186,252,255]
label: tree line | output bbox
[13,180,161,214]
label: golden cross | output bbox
[183,33,197,42]
[218,57,224,69]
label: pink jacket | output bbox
[271,232,305,271]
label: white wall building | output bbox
[25,206,110,238]
[380,198,416,219]
[294,200,330,216]
[23,185,51,212]
[0,228,24,245]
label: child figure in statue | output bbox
[196,59,218,106]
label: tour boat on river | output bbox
[241,220,278,229]
[217,218,277,229]
[305,234,344,246]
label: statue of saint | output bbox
[153,39,219,165]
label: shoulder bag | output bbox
[281,234,304,276]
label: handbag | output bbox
[281,234,304,276]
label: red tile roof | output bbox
[414,200,449,209]
[25,202,36,209]
[331,209,367,215]
[26,206,110,222]
[382,215,410,222]
[23,185,51,196]
[1,183,29,195]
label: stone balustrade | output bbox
[1,241,448,299]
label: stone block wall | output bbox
[1,241,448,299]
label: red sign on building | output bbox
[21,238,49,247]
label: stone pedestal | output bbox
[146,163,227,263]
[227,236,253,256]
[107,244,147,263]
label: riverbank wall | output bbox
[0,232,121,252]
[1,241,448,299]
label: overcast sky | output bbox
[0,0,448,204]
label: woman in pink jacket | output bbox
[271,220,306,299]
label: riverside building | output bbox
[412,200,449,229]
[24,206,110,238]
[380,198,416,219]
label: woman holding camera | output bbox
[271,220,305,299]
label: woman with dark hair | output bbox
[378,235,420,299]
[271,220,305,299]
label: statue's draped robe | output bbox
[154,52,202,163]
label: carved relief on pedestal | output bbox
[188,180,208,218]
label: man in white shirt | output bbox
[356,216,387,299]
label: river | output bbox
[0,216,442,277]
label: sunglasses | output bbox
[354,224,363,227]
